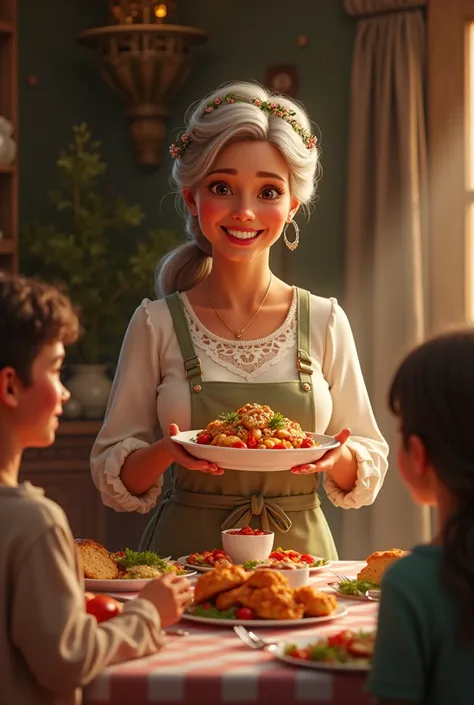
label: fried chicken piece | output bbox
[293,586,338,617]
[215,583,252,610]
[242,585,305,620]
[194,564,250,605]
[245,569,290,589]
[215,570,295,615]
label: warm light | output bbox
[154,4,167,18]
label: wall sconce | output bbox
[78,1,207,166]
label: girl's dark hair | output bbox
[0,273,79,385]
[388,328,474,638]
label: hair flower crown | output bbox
[169,93,318,160]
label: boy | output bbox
[0,273,192,705]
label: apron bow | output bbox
[221,494,292,533]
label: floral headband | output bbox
[169,92,318,159]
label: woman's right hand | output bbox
[161,423,224,476]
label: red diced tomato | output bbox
[235,607,255,620]
[327,631,355,648]
[301,438,313,448]
[232,440,247,448]
[300,553,315,564]
[196,433,212,445]
[247,434,258,449]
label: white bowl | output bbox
[257,563,310,588]
[171,431,340,472]
[221,529,274,564]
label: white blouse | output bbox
[90,291,389,514]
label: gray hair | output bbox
[156,81,321,296]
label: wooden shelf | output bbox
[57,420,102,436]
[0,0,17,273]
[0,239,13,253]
[0,20,12,35]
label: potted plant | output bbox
[21,123,179,418]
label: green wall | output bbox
[19,0,354,301]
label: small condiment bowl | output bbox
[221,529,274,564]
[257,561,310,588]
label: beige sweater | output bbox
[0,482,165,705]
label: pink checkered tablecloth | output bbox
[84,560,376,705]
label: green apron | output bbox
[139,288,338,560]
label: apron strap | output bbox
[165,293,204,391]
[296,288,313,393]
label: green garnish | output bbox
[192,605,237,620]
[114,548,170,570]
[242,559,267,570]
[268,412,286,431]
[219,411,241,425]
[337,579,379,595]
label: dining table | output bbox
[84,560,377,705]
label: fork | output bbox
[330,573,353,583]
[233,625,277,650]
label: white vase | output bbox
[0,116,16,165]
[66,364,112,419]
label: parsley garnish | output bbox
[268,412,286,431]
[219,411,241,425]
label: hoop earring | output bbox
[283,220,299,251]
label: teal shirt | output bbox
[366,545,474,704]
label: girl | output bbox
[90,81,388,559]
[367,329,474,705]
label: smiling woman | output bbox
[90,81,389,561]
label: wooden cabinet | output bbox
[0,0,17,272]
[19,421,151,551]
[20,422,106,541]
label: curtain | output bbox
[341,0,432,558]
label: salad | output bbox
[112,549,189,578]
[334,579,380,596]
[284,630,375,665]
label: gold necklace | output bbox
[208,274,273,339]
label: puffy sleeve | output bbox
[322,298,389,509]
[90,300,164,513]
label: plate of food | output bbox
[328,548,408,601]
[171,403,340,472]
[181,564,347,627]
[76,540,196,592]
[178,546,331,575]
[328,579,381,601]
[177,548,233,573]
[274,629,375,671]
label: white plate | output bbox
[272,635,372,671]
[328,582,380,602]
[176,555,331,574]
[176,556,219,573]
[171,431,340,472]
[85,569,197,592]
[85,578,153,592]
[182,603,348,627]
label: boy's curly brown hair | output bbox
[0,273,80,385]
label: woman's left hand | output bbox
[290,428,351,474]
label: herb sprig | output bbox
[113,548,170,570]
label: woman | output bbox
[90,81,388,559]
